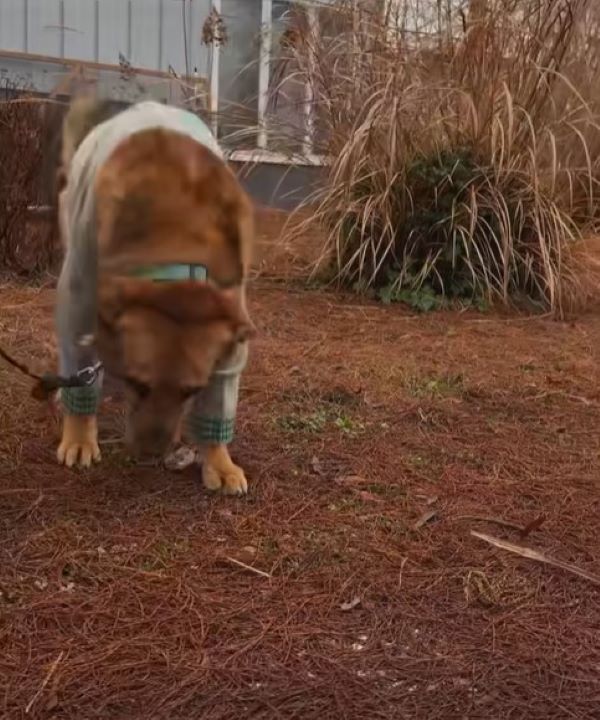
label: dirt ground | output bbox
[1,215,600,719]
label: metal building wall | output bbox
[0,0,326,209]
[0,0,212,75]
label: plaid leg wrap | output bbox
[60,383,101,415]
[186,416,235,444]
[187,341,247,446]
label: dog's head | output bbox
[97,276,253,458]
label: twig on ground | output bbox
[472,531,600,586]
[397,556,408,591]
[225,556,272,579]
[25,650,65,714]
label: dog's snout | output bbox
[148,425,171,448]
[128,423,174,458]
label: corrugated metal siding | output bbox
[130,0,161,70]
[28,0,62,57]
[0,0,337,156]
[97,0,129,65]
[0,0,25,53]
[0,0,212,74]
[63,0,97,62]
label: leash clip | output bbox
[31,362,104,401]
[75,362,103,387]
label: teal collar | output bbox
[130,263,207,282]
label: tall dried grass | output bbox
[286,0,600,314]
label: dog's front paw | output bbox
[202,444,248,496]
[57,415,101,469]
[203,463,248,495]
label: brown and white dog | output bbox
[55,98,254,494]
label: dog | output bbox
[55,97,254,495]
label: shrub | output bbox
[0,82,60,278]
[288,0,600,314]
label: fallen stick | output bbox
[226,556,272,579]
[25,650,64,714]
[472,531,600,586]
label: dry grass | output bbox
[2,278,600,718]
[0,84,61,278]
[283,0,600,315]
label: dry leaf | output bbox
[163,446,197,472]
[340,596,361,611]
[413,510,438,530]
[239,546,258,563]
[310,456,324,476]
[45,693,59,711]
[519,515,546,539]
[354,490,384,504]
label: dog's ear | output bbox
[98,276,255,339]
[218,286,256,342]
[98,276,128,327]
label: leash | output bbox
[0,345,102,401]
